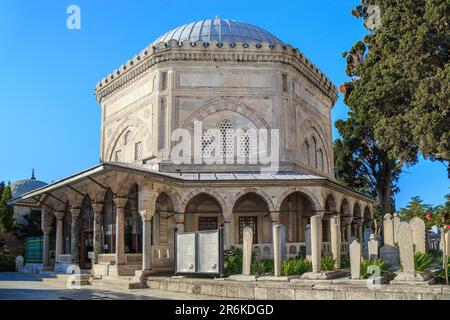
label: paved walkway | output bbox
[0,273,230,300]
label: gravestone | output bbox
[15,255,24,272]
[349,240,361,279]
[397,222,414,274]
[330,216,341,269]
[368,235,378,260]
[383,214,395,246]
[305,224,311,260]
[380,214,399,268]
[310,215,322,273]
[273,225,282,277]
[391,222,433,283]
[410,217,426,253]
[393,216,401,244]
[242,227,253,276]
[363,228,374,258]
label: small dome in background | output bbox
[11,169,47,198]
[152,18,285,46]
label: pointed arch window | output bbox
[311,136,317,169]
[135,142,143,161]
[239,128,252,157]
[218,120,234,157]
[115,150,122,162]
[302,140,310,165]
[124,130,132,145]
[318,149,324,172]
[201,130,213,157]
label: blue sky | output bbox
[0,0,447,209]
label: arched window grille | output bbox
[201,130,213,157]
[124,130,132,145]
[218,120,234,157]
[318,149,324,172]
[135,142,143,161]
[311,136,317,169]
[303,140,310,165]
[239,128,252,157]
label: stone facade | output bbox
[11,19,373,277]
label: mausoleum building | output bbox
[10,18,373,276]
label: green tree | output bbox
[346,0,450,175]
[0,185,16,232]
[0,181,4,199]
[334,111,401,216]
[398,196,433,227]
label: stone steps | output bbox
[90,276,143,290]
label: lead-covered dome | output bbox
[11,171,47,199]
[152,18,285,45]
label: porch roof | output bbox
[8,162,373,207]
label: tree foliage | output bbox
[0,185,16,232]
[346,0,450,175]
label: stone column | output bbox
[223,220,231,247]
[43,227,52,268]
[70,208,81,265]
[346,222,352,242]
[273,224,282,277]
[358,223,363,244]
[310,215,322,273]
[175,213,185,233]
[142,215,153,271]
[92,202,104,265]
[114,198,128,266]
[54,211,65,263]
[330,215,341,269]
[270,212,279,242]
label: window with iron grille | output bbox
[198,217,218,231]
[318,149,324,172]
[135,142,143,161]
[218,120,234,157]
[160,72,168,91]
[124,130,132,145]
[201,130,213,157]
[158,98,167,150]
[302,140,310,165]
[115,150,122,162]
[239,128,252,157]
[282,73,288,93]
[310,136,317,169]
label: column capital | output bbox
[43,227,52,234]
[175,213,184,224]
[270,212,279,223]
[92,202,104,213]
[114,197,128,208]
[54,211,65,220]
[139,209,155,222]
[70,207,81,217]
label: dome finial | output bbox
[31,168,36,180]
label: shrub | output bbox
[435,257,450,283]
[414,252,434,272]
[251,259,273,276]
[0,254,15,272]
[281,258,312,276]
[361,259,391,279]
[296,246,307,260]
[223,247,243,276]
[340,254,350,269]
[321,256,336,271]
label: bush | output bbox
[414,252,434,272]
[321,256,336,271]
[223,247,243,276]
[361,259,391,279]
[0,254,15,272]
[251,259,273,276]
[296,246,307,260]
[281,258,312,276]
[435,257,450,283]
[340,254,350,269]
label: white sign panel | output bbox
[198,231,220,274]
[176,233,196,273]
